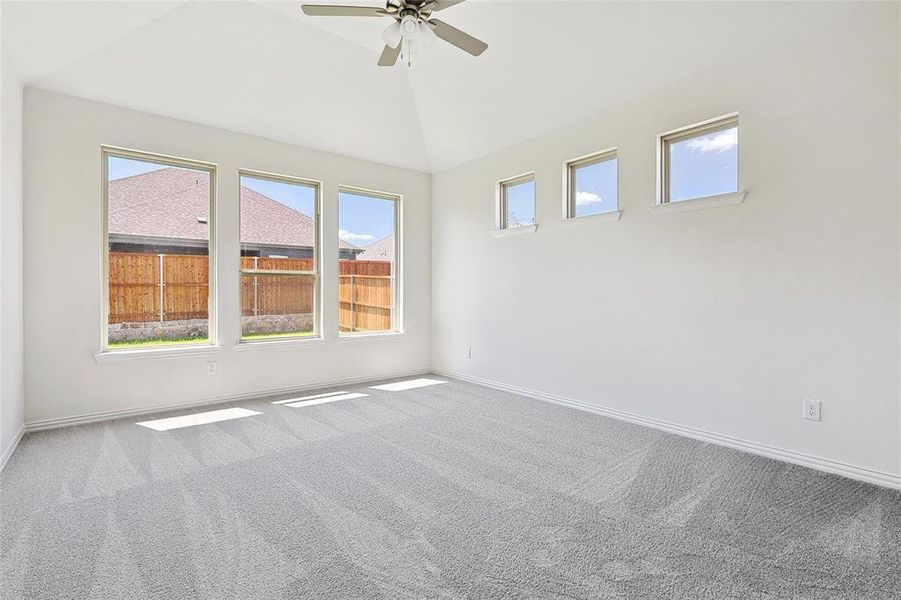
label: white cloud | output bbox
[685,129,737,154]
[339,229,375,243]
[576,191,603,206]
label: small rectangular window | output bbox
[338,188,399,335]
[103,148,216,351]
[239,171,320,342]
[497,174,536,229]
[566,149,618,219]
[659,114,738,204]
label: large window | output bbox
[239,171,320,341]
[338,188,399,335]
[565,149,618,219]
[659,114,739,204]
[497,174,536,230]
[102,148,216,350]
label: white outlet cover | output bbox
[803,399,821,421]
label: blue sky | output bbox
[338,191,395,246]
[108,157,391,248]
[669,126,738,201]
[506,180,535,226]
[108,156,167,180]
[240,174,315,219]
[573,158,618,217]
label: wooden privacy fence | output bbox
[241,257,314,318]
[108,252,393,331]
[339,260,393,333]
[108,252,208,323]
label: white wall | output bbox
[24,89,431,425]
[898,3,901,476]
[432,3,901,475]
[1,22,26,460]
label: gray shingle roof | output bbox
[108,167,357,250]
[357,234,395,261]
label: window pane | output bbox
[240,174,318,339]
[338,191,397,334]
[505,179,535,227]
[668,125,738,202]
[106,155,211,348]
[573,158,617,217]
[241,274,315,339]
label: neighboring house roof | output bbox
[357,234,395,262]
[108,167,358,250]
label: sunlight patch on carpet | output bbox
[369,378,447,392]
[137,408,262,431]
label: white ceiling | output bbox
[3,1,806,172]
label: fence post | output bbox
[350,274,355,332]
[158,254,165,322]
[253,256,259,317]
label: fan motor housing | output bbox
[394,1,432,19]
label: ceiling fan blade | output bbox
[430,0,467,11]
[428,19,487,56]
[301,5,387,17]
[377,44,402,66]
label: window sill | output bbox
[561,210,621,224]
[337,331,404,343]
[492,224,538,238]
[234,336,326,352]
[651,191,745,216]
[95,344,222,364]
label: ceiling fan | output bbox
[301,0,487,67]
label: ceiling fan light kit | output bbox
[301,0,486,67]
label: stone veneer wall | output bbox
[108,314,314,342]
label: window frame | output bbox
[237,168,323,344]
[496,172,536,231]
[564,147,619,221]
[657,113,739,206]
[100,145,218,354]
[337,185,403,337]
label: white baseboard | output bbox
[21,365,901,492]
[25,369,429,432]
[433,368,901,492]
[0,425,25,474]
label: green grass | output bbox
[108,337,209,349]
[108,330,316,349]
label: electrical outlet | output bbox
[465,346,472,359]
[207,361,217,376]
[803,399,821,421]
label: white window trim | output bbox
[237,169,323,345]
[559,210,621,225]
[656,112,741,208]
[650,190,746,216]
[491,223,538,237]
[234,337,328,352]
[496,172,536,231]
[338,185,403,337]
[563,147,620,221]
[336,331,406,342]
[95,345,222,364]
[99,146,218,357]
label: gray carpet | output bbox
[2,376,900,599]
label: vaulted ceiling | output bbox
[3,1,810,172]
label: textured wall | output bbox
[0,23,26,462]
[431,3,901,475]
[24,90,431,423]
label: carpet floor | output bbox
[1,376,900,599]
